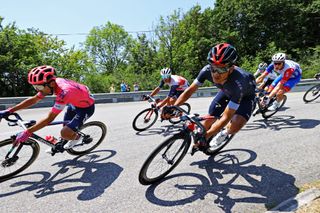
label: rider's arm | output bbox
[254,69,260,78]
[10,95,42,112]
[280,68,294,84]
[206,106,236,138]
[174,82,199,106]
[256,71,268,84]
[157,96,170,108]
[149,87,160,97]
[27,110,59,133]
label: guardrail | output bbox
[0,78,318,110]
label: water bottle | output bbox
[45,135,58,145]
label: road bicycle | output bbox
[252,89,287,119]
[138,106,234,185]
[132,95,191,131]
[0,112,107,181]
[303,77,320,103]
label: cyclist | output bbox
[315,73,320,80]
[147,68,189,118]
[259,53,302,110]
[165,43,256,150]
[254,62,278,90]
[0,65,95,152]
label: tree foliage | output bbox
[1,0,319,96]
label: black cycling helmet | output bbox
[207,43,238,66]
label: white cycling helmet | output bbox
[258,62,268,70]
[160,68,171,75]
[272,53,286,63]
[160,68,172,79]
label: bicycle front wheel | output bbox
[169,103,191,124]
[67,121,107,156]
[139,132,191,185]
[0,138,40,181]
[303,84,320,103]
[132,108,158,131]
[262,95,287,119]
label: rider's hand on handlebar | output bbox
[15,130,32,144]
[142,95,150,101]
[0,108,14,121]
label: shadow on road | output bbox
[144,149,298,212]
[0,150,122,201]
[244,115,320,131]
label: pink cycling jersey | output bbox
[36,78,95,114]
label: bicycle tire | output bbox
[132,108,158,131]
[303,84,320,103]
[66,121,107,156]
[262,95,287,119]
[169,103,191,124]
[205,134,234,156]
[0,138,40,181]
[139,132,191,185]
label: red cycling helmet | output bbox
[28,65,56,85]
[207,43,238,67]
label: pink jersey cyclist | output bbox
[0,65,96,151]
[36,78,95,114]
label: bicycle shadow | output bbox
[135,124,182,137]
[145,149,298,212]
[0,150,123,201]
[244,115,320,131]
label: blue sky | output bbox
[0,0,214,48]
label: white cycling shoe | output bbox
[268,101,280,111]
[208,130,229,151]
[63,136,82,149]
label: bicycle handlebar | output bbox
[170,105,207,136]
[3,113,22,123]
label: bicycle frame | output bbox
[5,113,70,149]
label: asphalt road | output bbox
[0,91,319,213]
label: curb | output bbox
[266,188,320,212]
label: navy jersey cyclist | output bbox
[169,43,256,150]
[148,68,189,110]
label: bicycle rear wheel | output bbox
[0,138,39,181]
[132,108,158,131]
[303,84,320,103]
[169,103,191,124]
[67,121,107,156]
[262,95,287,119]
[139,132,191,185]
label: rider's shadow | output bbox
[135,124,182,137]
[0,150,123,201]
[145,149,298,212]
[244,115,320,131]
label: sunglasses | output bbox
[274,62,282,66]
[32,84,45,91]
[161,74,171,79]
[211,64,230,74]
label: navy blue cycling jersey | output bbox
[194,65,256,110]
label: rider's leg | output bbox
[208,97,254,147]
[204,91,228,131]
[61,104,95,149]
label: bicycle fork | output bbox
[2,136,23,167]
